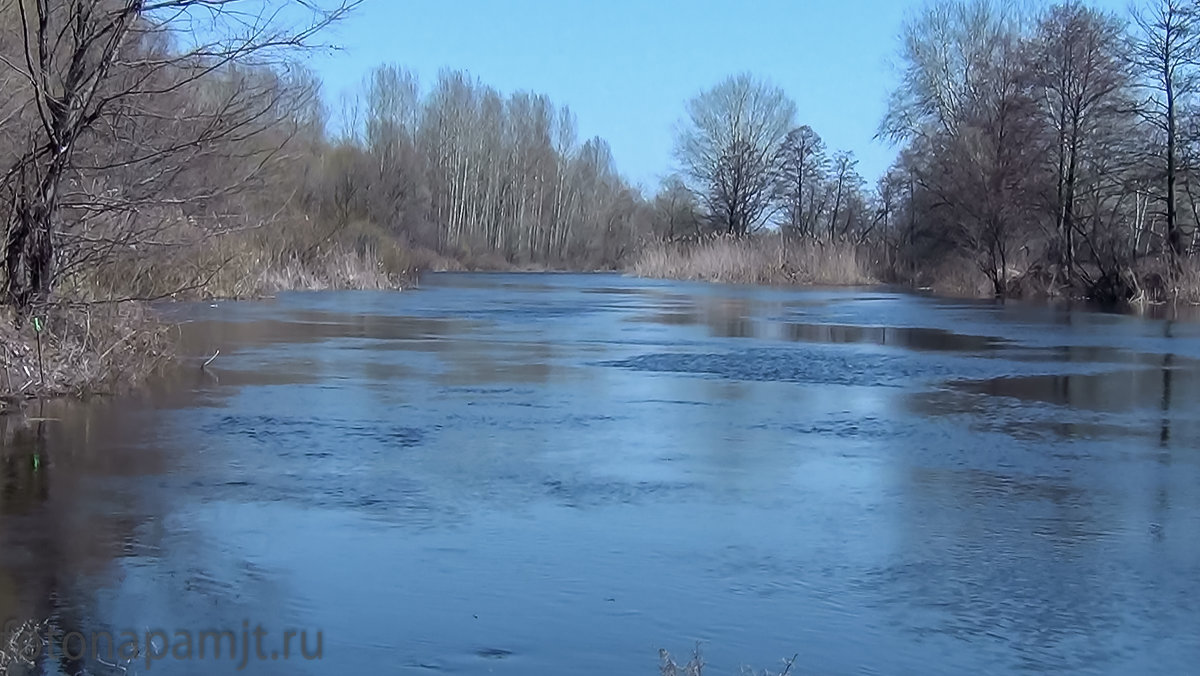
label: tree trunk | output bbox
[1167,76,1183,267]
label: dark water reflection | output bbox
[2,273,1199,675]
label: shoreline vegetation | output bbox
[7,0,1200,401]
[628,232,1200,304]
[631,234,875,287]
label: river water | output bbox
[1,273,1198,675]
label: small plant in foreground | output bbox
[659,645,799,676]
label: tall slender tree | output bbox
[1130,0,1200,268]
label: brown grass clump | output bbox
[918,257,995,299]
[1130,256,1200,306]
[1169,259,1200,305]
[232,247,399,295]
[0,302,172,400]
[57,217,470,302]
[631,235,874,287]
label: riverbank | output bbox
[627,235,1200,307]
[9,236,1199,402]
[0,240,417,401]
[0,240,627,401]
[0,303,172,404]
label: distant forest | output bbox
[2,0,1200,312]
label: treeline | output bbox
[0,1,653,317]
[651,75,875,245]
[632,74,881,288]
[313,65,647,269]
[880,0,1200,300]
[649,0,1200,302]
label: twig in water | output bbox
[202,349,220,369]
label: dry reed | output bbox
[631,235,874,287]
[0,302,171,399]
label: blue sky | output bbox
[307,0,1133,192]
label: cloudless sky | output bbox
[307,0,1133,193]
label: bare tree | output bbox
[333,67,649,268]
[773,125,828,238]
[1029,2,1134,284]
[881,0,1042,295]
[0,0,356,311]
[674,73,796,236]
[881,0,1029,142]
[827,151,864,241]
[651,174,702,241]
[1129,0,1200,268]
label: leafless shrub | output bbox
[0,301,171,398]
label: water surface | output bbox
[1,273,1198,675]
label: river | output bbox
[1,272,1197,675]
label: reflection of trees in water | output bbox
[1159,321,1175,448]
[0,414,49,660]
[699,298,757,339]
[1,409,85,675]
[0,413,50,513]
[636,291,1017,350]
[954,368,1194,415]
[876,464,1123,670]
[436,339,559,386]
[909,340,1200,449]
[635,295,764,339]
[886,324,1200,669]
[0,400,173,675]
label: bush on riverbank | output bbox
[630,235,875,286]
[0,303,171,402]
[900,254,1200,304]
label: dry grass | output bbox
[631,235,874,287]
[0,302,172,400]
[899,250,1200,303]
[58,217,469,302]
[659,646,798,676]
[232,247,399,295]
[2,218,462,400]
[1134,256,1200,305]
[917,257,994,298]
[1170,259,1200,304]
[660,647,706,676]
[0,619,48,674]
